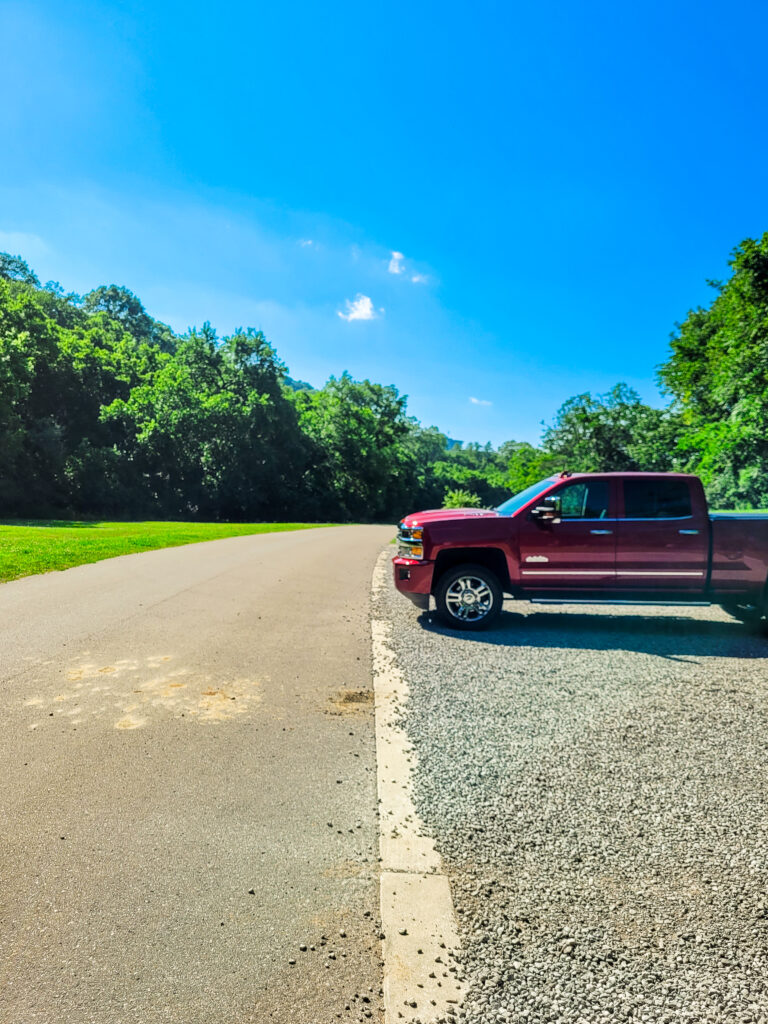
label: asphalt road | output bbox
[0,524,392,1024]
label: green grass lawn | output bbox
[0,520,337,583]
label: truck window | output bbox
[623,479,692,518]
[495,476,559,516]
[553,480,610,519]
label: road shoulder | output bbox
[372,551,464,1024]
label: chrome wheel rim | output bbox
[445,575,494,622]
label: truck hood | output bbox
[400,508,500,528]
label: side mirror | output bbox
[529,497,561,524]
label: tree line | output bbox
[1,233,767,522]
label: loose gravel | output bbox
[376,574,768,1024]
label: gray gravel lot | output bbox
[377,576,768,1024]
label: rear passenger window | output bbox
[553,480,610,519]
[623,479,691,518]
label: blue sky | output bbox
[1,0,767,445]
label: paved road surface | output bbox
[0,525,392,1024]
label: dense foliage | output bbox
[659,234,768,509]
[0,259,447,520]
[1,236,767,521]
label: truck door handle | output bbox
[679,529,699,535]
[590,529,613,535]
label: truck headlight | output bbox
[396,526,425,560]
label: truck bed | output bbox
[710,514,768,597]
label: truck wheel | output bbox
[434,563,503,630]
[721,601,766,629]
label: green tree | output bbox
[492,441,561,493]
[104,325,306,519]
[0,252,40,286]
[443,487,483,508]
[542,383,682,474]
[659,233,768,508]
[400,423,451,511]
[430,442,509,508]
[83,285,177,353]
[293,373,415,520]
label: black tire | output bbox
[434,563,503,630]
[720,598,768,630]
[724,598,765,622]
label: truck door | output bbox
[517,478,617,587]
[615,477,708,590]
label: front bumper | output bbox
[393,556,434,610]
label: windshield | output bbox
[495,476,559,516]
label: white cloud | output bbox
[298,238,313,246]
[470,396,492,406]
[388,250,430,284]
[388,251,405,274]
[338,293,379,321]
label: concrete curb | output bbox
[372,551,464,1024]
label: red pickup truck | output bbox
[393,472,768,630]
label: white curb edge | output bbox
[372,550,465,1023]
